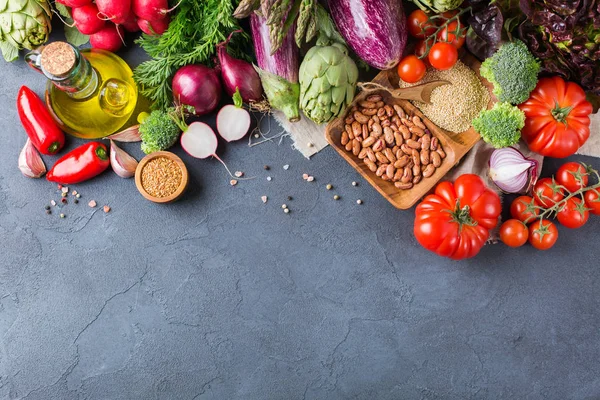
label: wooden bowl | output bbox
[325,56,494,210]
[135,151,189,203]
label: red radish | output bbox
[216,95,251,142]
[172,64,222,116]
[180,122,240,178]
[121,14,140,33]
[217,31,263,103]
[96,0,132,25]
[56,0,92,7]
[72,4,107,35]
[133,0,170,22]
[90,25,125,52]
[137,16,170,35]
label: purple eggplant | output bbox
[329,0,407,70]
[250,13,300,122]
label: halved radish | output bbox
[180,122,218,159]
[180,122,242,178]
[216,105,251,142]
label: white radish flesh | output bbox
[180,122,218,159]
[180,122,244,179]
[216,105,251,142]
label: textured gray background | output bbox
[1,42,600,400]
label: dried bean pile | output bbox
[341,95,445,190]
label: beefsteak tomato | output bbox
[414,174,502,260]
[519,77,592,158]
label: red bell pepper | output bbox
[47,142,110,184]
[17,86,65,155]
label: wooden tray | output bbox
[325,56,494,209]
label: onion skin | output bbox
[217,36,263,103]
[172,65,222,116]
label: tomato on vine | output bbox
[499,219,529,248]
[510,196,539,223]
[584,189,600,215]
[557,198,589,229]
[398,55,427,83]
[437,20,465,49]
[428,42,458,71]
[528,220,559,250]
[533,178,565,208]
[407,10,436,39]
[556,162,588,192]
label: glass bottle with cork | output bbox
[25,41,138,139]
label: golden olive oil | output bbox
[46,49,138,139]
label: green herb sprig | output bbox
[133,0,250,110]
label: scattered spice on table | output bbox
[334,195,340,200]
[103,205,111,213]
[398,61,490,133]
[356,199,363,205]
[88,200,97,208]
[284,208,290,214]
[230,179,238,186]
[140,156,183,198]
[326,184,333,190]
[267,176,272,181]
[234,171,244,177]
[261,196,268,203]
[352,181,358,187]
[283,164,290,170]
[264,165,270,170]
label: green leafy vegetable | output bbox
[479,40,540,105]
[139,109,182,154]
[53,3,89,46]
[133,0,249,111]
[472,102,525,149]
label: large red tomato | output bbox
[519,76,593,158]
[414,174,502,260]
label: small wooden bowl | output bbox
[135,151,189,203]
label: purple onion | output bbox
[217,31,264,103]
[489,147,539,194]
[172,64,222,116]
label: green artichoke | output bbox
[0,0,52,62]
[409,0,463,13]
[299,42,358,124]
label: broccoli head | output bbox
[139,109,181,154]
[480,40,540,105]
[472,102,525,149]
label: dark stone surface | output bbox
[1,44,600,400]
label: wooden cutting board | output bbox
[325,55,495,209]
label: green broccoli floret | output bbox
[480,40,540,105]
[139,109,181,154]
[472,102,525,148]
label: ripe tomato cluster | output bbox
[397,10,466,83]
[500,162,600,250]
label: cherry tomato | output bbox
[555,162,588,192]
[428,42,458,71]
[407,10,436,39]
[510,195,539,223]
[397,55,427,83]
[528,220,558,250]
[584,189,600,215]
[437,20,466,49]
[533,178,565,208]
[557,197,589,229]
[414,38,431,58]
[499,219,529,248]
[440,10,460,20]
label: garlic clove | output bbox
[110,140,138,178]
[19,139,46,178]
[105,125,141,142]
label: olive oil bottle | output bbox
[26,42,137,139]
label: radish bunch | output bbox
[56,0,172,52]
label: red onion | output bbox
[172,64,222,116]
[489,147,539,194]
[217,31,263,103]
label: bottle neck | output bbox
[39,42,99,100]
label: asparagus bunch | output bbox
[233,0,318,53]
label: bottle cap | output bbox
[41,42,76,77]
